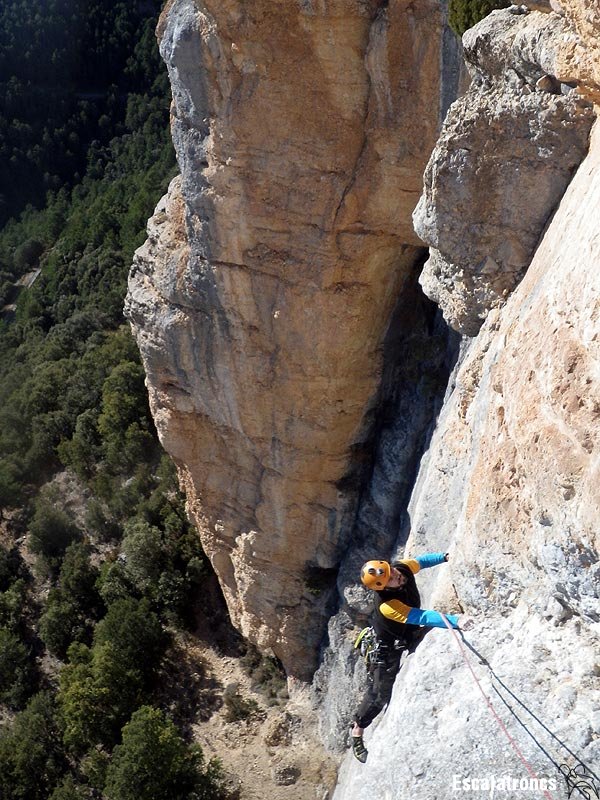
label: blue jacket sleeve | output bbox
[406,607,459,629]
[415,552,447,570]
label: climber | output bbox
[350,553,460,764]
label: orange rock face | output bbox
[555,0,600,97]
[126,0,458,678]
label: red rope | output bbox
[441,614,555,800]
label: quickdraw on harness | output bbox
[354,626,380,667]
[354,627,405,670]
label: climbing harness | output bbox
[354,626,406,671]
[354,626,380,668]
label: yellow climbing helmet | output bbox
[360,560,391,590]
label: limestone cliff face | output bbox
[126,0,459,678]
[331,3,600,797]
[128,0,600,791]
[555,0,600,95]
[413,7,595,336]
[333,122,600,800]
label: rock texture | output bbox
[555,0,600,95]
[331,2,600,797]
[333,113,600,800]
[413,7,594,336]
[126,0,460,679]
[127,0,600,792]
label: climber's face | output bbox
[386,567,407,589]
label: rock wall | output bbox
[333,117,600,800]
[126,0,460,679]
[413,7,595,336]
[127,0,600,792]
[555,0,600,95]
[331,3,600,798]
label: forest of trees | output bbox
[0,0,168,227]
[0,2,236,797]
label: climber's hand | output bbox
[459,615,475,632]
[444,552,450,562]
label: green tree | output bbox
[0,626,35,708]
[25,409,71,476]
[39,541,102,656]
[97,361,155,472]
[59,642,109,754]
[39,593,82,658]
[85,499,121,542]
[0,457,21,513]
[117,510,206,623]
[97,560,135,606]
[448,0,510,36]
[29,501,81,563]
[0,543,25,590]
[93,596,165,672]
[0,545,28,631]
[49,775,91,800]
[0,578,27,630]
[104,705,225,800]
[59,599,166,752]
[14,238,44,272]
[121,519,164,594]
[0,692,67,800]
[59,541,102,611]
[57,409,101,479]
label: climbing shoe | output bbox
[352,735,368,763]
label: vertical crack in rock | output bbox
[126,0,457,680]
[313,266,461,749]
[331,0,388,234]
[329,2,600,795]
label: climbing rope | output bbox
[491,685,600,800]
[456,632,598,800]
[441,614,556,800]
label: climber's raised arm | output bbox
[398,552,449,574]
